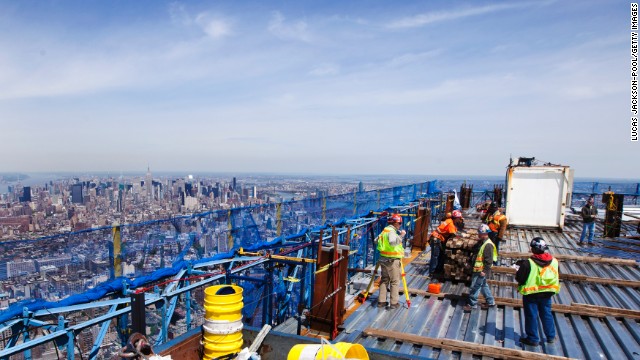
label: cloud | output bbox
[195,13,232,39]
[268,11,311,42]
[309,63,339,76]
[386,3,532,29]
[388,50,441,67]
[327,14,368,26]
[168,3,232,39]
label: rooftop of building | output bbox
[269,211,640,359]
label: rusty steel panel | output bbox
[309,237,349,335]
[493,184,503,207]
[459,184,473,210]
[445,194,455,214]
[412,207,431,251]
[158,332,203,360]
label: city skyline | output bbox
[0,1,636,178]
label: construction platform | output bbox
[267,214,640,359]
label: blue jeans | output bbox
[429,238,444,274]
[579,222,595,243]
[522,295,555,343]
[488,231,498,251]
[467,272,494,307]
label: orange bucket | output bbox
[428,283,441,294]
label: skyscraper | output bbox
[146,166,153,201]
[20,186,31,202]
[71,184,83,204]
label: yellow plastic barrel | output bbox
[202,285,244,360]
[203,331,244,359]
[287,342,369,360]
[204,285,244,321]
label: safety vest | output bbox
[377,225,404,258]
[430,218,456,241]
[473,239,497,272]
[518,258,561,295]
[487,211,506,232]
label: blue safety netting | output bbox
[0,182,436,325]
[432,179,640,208]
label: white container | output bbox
[505,162,573,230]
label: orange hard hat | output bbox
[389,214,402,224]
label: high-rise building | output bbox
[20,187,31,202]
[358,181,364,193]
[146,166,153,201]
[117,184,125,212]
[71,184,83,204]
[232,177,237,191]
[0,263,7,280]
[7,260,36,278]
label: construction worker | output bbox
[579,196,598,245]
[516,237,560,346]
[483,202,508,254]
[428,210,463,277]
[464,224,496,312]
[375,214,405,309]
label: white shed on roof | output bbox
[504,158,574,230]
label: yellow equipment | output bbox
[356,262,380,303]
[400,261,411,308]
[288,341,369,360]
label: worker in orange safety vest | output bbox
[428,210,463,277]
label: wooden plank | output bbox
[362,327,576,360]
[406,288,640,320]
[491,266,640,288]
[498,252,637,266]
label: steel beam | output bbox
[88,304,118,360]
[33,298,130,317]
[156,296,178,346]
[0,319,20,335]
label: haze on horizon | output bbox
[0,1,636,179]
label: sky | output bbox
[0,0,636,179]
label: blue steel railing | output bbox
[0,183,436,359]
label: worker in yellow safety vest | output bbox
[515,237,560,346]
[375,214,405,309]
[482,202,508,254]
[464,224,496,312]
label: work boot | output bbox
[377,302,388,308]
[520,337,539,346]
[389,303,400,309]
[480,303,496,309]
[547,336,556,344]
[463,304,473,312]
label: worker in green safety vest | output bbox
[375,213,405,309]
[464,224,496,312]
[516,237,560,347]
